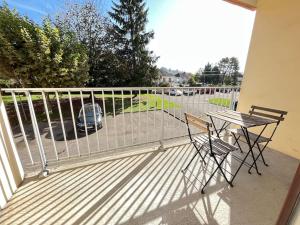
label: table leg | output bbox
[242,127,261,175]
[209,116,229,138]
[209,116,219,137]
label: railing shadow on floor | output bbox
[0,142,233,225]
[1,140,295,225]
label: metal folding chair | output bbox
[229,105,287,172]
[182,113,238,194]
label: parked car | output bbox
[77,103,103,132]
[155,89,163,94]
[216,88,230,93]
[169,89,183,96]
[183,89,196,95]
[197,88,215,95]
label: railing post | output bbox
[230,87,235,110]
[26,91,48,175]
[12,91,34,164]
[42,91,58,160]
[56,91,70,158]
[159,88,165,150]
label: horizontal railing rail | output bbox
[2,86,240,92]
[1,86,240,175]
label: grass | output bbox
[1,93,134,104]
[2,94,42,103]
[123,94,180,113]
[208,98,231,108]
[3,93,180,123]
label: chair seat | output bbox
[229,128,271,143]
[194,135,238,156]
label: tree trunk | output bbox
[18,93,28,121]
[46,92,53,114]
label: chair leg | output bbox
[201,165,219,194]
[193,142,207,164]
[213,154,233,187]
[256,143,269,166]
[182,143,206,173]
[201,153,232,194]
[182,152,198,173]
[232,133,243,153]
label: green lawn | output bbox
[3,93,180,117]
[123,94,180,113]
[208,98,231,108]
[1,93,134,104]
[2,94,43,103]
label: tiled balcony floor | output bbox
[0,141,298,225]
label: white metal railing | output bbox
[1,86,239,174]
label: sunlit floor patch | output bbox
[0,141,298,225]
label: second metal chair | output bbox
[229,105,287,173]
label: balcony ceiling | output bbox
[224,0,257,10]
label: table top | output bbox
[206,110,277,128]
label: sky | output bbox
[2,0,256,73]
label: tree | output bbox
[36,19,89,88]
[200,63,221,85]
[198,57,241,86]
[0,78,13,88]
[218,57,239,85]
[232,71,242,85]
[188,76,196,87]
[109,0,159,86]
[55,1,109,86]
[0,4,89,88]
[159,82,170,87]
[211,65,221,84]
[0,3,38,87]
[224,76,232,85]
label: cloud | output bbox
[6,0,47,15]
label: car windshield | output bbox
[79,105,101,118]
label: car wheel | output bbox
[97,122,103,129]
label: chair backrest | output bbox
[249,105,287,123]
[185,113,211,133]
[185,112,214,154]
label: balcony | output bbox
[0,140,298,225]
[0,87,298,224]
